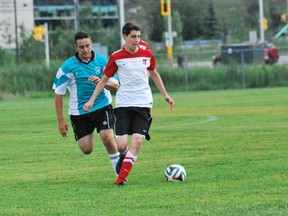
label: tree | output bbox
[172,11,183,47]
[19,24,45,63]
[49,27,75,60]
[202,0,220,39]
[173,0,204,40]
[219,14,229,43]
[78,2,120,54]
[148,3,164,42]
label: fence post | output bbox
[240,51,245,88]
[184,69,188,91]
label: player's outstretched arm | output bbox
[149,69,174,111]
[83,75,109,112]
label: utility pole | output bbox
[44,23,50,68]
[287,0,288,21]
[118,0,125,46]
[74,0,79,31]
[161,0,175,62]
[14,0,19,65]
[259,0,265,41]
[166,13,173,60]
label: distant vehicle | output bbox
[212,41,279,65]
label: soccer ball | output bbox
[165,164,186,182]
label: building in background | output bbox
[34,0,118,30]
[0,0,34,49]
[0,0,118,49]
[34,0,77,30]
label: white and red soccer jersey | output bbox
[104,47,156,108]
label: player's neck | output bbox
[124,45,139,54]
[77,52,92,62]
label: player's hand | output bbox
[88,76,100,84]
[58,119,68,137]
[165,95,174,111]
[83,100,93,112]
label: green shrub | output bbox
[155,64,288,92]
[0,47,15,66]
[0,61,61,98]
[1,62,288,98]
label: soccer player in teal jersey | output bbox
[52,31,120,177]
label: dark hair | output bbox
[122,21,141,36]
[74,31,90,44]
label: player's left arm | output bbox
[149,69,174,111]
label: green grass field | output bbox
[0,87,287,216]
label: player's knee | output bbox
[118,145,128,154]
[102,136,115,147]
[137,133,144,141]
[82,149,93,154]
[133,134,144,145]
[79,144,93,154]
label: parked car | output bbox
[212,41,279,65]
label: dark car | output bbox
[212,41,279,65]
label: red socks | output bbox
[115,151,137,184]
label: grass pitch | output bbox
[0,87,287,215]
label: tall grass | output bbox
[155,64,288,92]
[0,87,287,215]
[1,61,288,99]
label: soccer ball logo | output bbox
[165,164,186,182]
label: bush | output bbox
[1,62,288,99]
[154,64,288,92]
[0,61,61,98]
[0,47,15,66]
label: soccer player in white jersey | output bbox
[52,31,120,177]
[83,21,175,186]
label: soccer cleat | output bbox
[114,182,124,186]
[116,154,125,175]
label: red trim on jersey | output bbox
[139,40,150,50]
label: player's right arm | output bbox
[55,94,68,137]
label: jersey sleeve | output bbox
[147,50,156,71]
[139,40,150,50]
[104,56,118,77]
[52,67,70,95]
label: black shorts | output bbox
[70,105,115,141]
[114,107,152,140]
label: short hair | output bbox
[74,31,90,44]
[122,21,141,36]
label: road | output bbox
[182,55,288,68]
[278,55,288,65]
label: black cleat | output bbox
[114,182,124,186]
[116,154,125,175]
